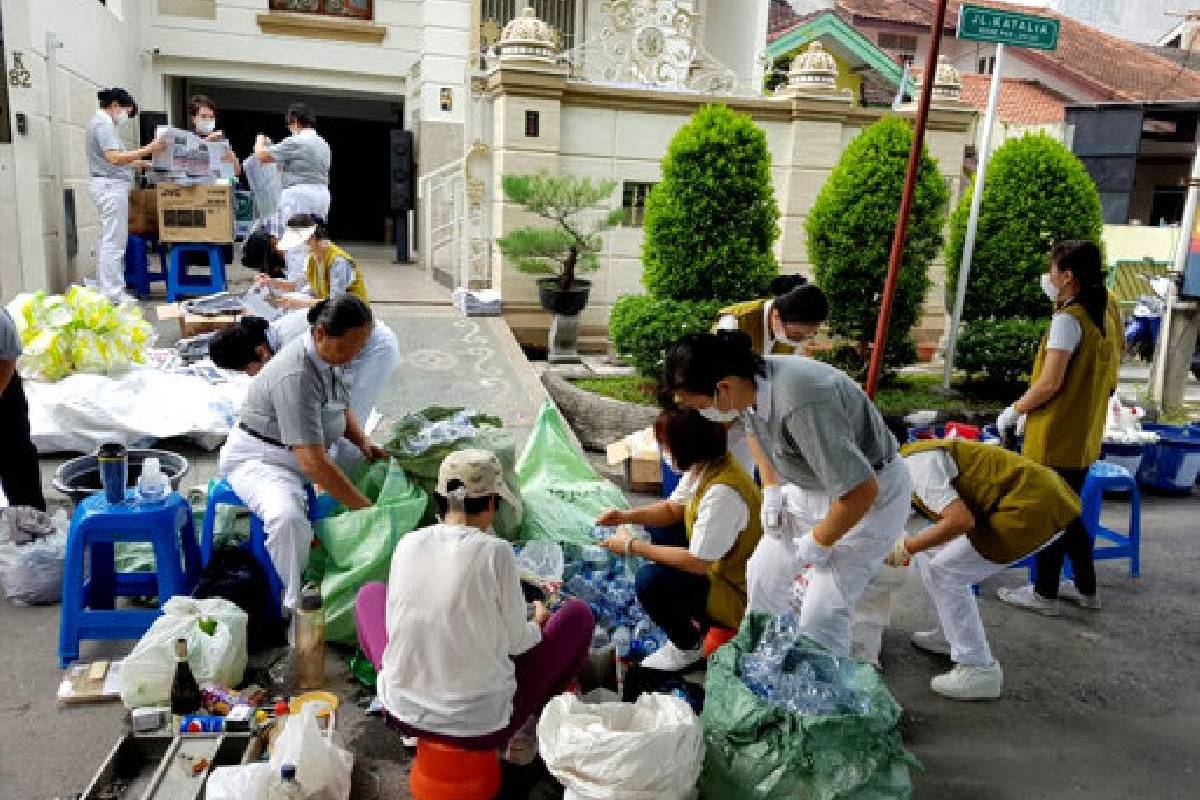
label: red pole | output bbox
[864,0,951,399]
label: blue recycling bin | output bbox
[1100,441,1149,489]
[1136,424,1200,494]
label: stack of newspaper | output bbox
[452,287,502,317]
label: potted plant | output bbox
[498,173,624,362]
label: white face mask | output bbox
[772,324,811,349]
[698,389,741,424]
[1040,273,1059,302]
[195,119,216,135]
[114,110,129,125]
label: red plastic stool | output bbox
[703,626,736,658]
[409,739,501,800]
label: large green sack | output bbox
[385,407,523,540]
[701,613,918,800]
[310,460,427,644]
[514,402,628,546]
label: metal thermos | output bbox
[97,443,128,504]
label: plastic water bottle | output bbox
[267,764,305,800]
[137,457,168,503]
[590,625,610,651]
[612,626,632,659]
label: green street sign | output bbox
[957,4,1060,51]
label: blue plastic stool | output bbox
[59,491,201,667]
[1079,461,1142,578]
[200,478,325,618]
[166,243,227,302]
[124,234,167,298]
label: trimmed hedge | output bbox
[955,316,1049,387]
[610,295,726,379]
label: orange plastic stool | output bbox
[703,626,736,657]
[409,739,502,800]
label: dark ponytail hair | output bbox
[308,295,373,336]
[1051,240,1108,335]
[97,87,137,116]
[774,283,829,325]
[769,274,807,297]
[209,316,271,371]
[286,102,316,128]
[662,331,765,397]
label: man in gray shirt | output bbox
[0,307,46,510]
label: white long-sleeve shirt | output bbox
[377,523,542,737]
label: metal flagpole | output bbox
[942,42,1006,389]
[865,0,951,398]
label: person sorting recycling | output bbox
[253,102,332,283]
[187,94,241,178]
[663,331,911,657]
[1,303,45,511]
[86,87,166,304]
[363,450,595,749]
[254,214,368,308]
[217,296,389,612]
[892,438,1082,699]
[995,241,1119,616]
[594,409,763,671]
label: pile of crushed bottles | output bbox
[404,409,477,455]
[561,526,669,662]
[740,613,874,717]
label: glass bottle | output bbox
[294,583,325,689]
[170,638,202,732]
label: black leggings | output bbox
[0,373,46,511]
[1034,467,1095,598]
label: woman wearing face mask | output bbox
[218,295,389,612]
[996,241,1119,617]
[715,275,828,356]
[188,95,240,178]
[253,102,332,283]
[594,410,763,671]
[662,331,911,657]
[87,88,167,304]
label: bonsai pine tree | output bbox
[497,173,624,294]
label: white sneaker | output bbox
[997,584,1060,617]
[911,629,951,656]
[1058,580,1101,610]
[930,663,1003,700]
[639,641,705,672]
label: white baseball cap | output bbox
[276,223,317,252]
[437,449,522,516]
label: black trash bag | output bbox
[241,229,286,278]
[193,546,285,653]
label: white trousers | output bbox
[219,428,312,611]
[278,183,331,283]
[89,177,131,301]
[747,459,912,656]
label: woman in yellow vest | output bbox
[890,440,1081,700]
[713,275,829,356]
[256,213,370,308]
[994,241,1117,616]
[596,410,763,672]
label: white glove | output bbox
[792,531,832,567]
[761,485,785,539]
[996,405,1020,434]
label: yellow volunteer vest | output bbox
[901,439,1081,564]
[305,242,369,302]
[712,299,795,356]
[683,454,763,629]
[1023,302,1114,469]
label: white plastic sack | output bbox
[516,539,565,583]
[538,693,704,800]
[118,597,248,709]
[205,763,272,800]
[0,509,68,605]
[269,703,353,800]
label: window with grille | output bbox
[269,0,374,20]
[977,55,996,74]
[622,182,655,227]
[878,32,918,65]
[482,1,578,51]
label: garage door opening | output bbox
[178,79,404,244]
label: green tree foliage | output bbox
[641,104,780,301]
[945,132,1103,321]
[956,317,1050,388]
[497,173,624,292]
[806,116,948,365]
[610,295,727,378]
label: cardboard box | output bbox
[128,188,159,237]
[156,183,234,244]
[156,302,242,337]
[607,427,663,494]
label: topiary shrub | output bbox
[946,132,1103,322]
[806,116,948,369]
[641,104,780,302]
[955,316,1049,387]
[610,295,727,378]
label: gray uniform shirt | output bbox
[238,334,349,449]
[748,356,898,498]
[0,308,22,360]
[87,112,133,182]
[268,129,331,189]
